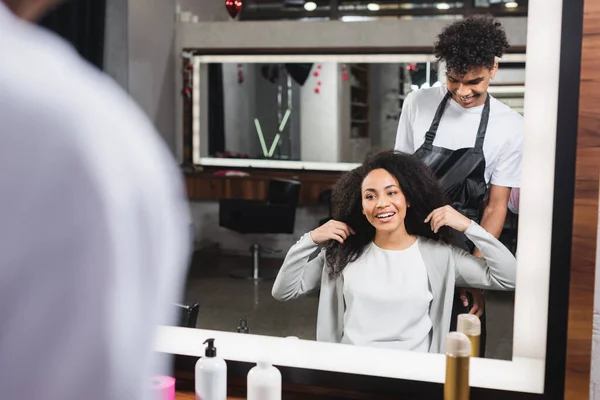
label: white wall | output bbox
[222,63,257,155]
[369,64,402,152]
[176,0,229,21]
[300,63,341,162]
[104,0,177,153]
[128,0,177,152]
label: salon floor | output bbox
[183,248,515,360]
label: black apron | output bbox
[414,90,490,247]
[413,90,490,356]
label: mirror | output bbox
[186,53,525,361]
[192,58,525,165]
[170,2,563,393]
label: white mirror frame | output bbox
[158,0,563,394]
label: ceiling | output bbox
[240,0,528,20]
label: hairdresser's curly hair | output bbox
[324,150,452,278]
[434,15,509,76]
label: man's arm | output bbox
[474,184,511,249]
[462,185,511,316]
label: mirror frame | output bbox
[164,0,585,397]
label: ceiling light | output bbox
[505,1,519,8]
[367,3,380,11]
[436,3,450,10]
[304,1,317,11]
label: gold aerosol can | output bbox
[444,331,471,400]
[457,314,481,358]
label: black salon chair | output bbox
[173,302,200,328]
[219,178,301,280]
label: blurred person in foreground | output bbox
[0,1,191,399]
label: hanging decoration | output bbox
[341,64,348,81]
[313,64,323,95]
[225,0,243,19]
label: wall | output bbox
[369,64,402,152]
[104,0,128,90]
[222,63,257,156]
[564,0,599,397]
[300,63,341,162]
[104,0,177,153]
[176,0,229,21]
[128,0,177,152]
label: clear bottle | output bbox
[195,338,227,400]
[247,361,282,400]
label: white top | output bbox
[394,85,523,188]
[0,5,191,400]
[341,240,433,352]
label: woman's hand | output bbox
[424,205,472,233]
[310,220,355,245]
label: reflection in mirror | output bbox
[198,60,524,164]
[188,55,525,362]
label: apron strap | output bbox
[423,90,452,148]
[474,93,491,151]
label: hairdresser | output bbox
[394,16,523,357]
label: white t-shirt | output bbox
[341,240,433,352]
[0,5,190,400]
[394,85,523,188]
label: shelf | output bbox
[351,119,369,124]
[351,102,368,107]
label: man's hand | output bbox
[458,288,484,318]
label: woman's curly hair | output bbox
[324,150,452,278]
[434,15,509,76]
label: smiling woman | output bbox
[271,150,516,353]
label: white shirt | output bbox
[341,240,433,352]
[0,5,190,400]
[395,85,523,188]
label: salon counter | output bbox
[184,168,341,206]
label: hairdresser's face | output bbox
[361,169,408,233]
[446,63,497,108]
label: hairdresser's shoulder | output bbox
[405,85,447,106]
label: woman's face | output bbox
[361,168,409,233]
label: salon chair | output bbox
[219,178,301,280]
[173,302,200,328]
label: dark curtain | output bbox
[38,0,106,70]
[208,64,226,155]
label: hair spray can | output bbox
[444,332,471,400]
[457,314,481,358]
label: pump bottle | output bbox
[195,338,227,400]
